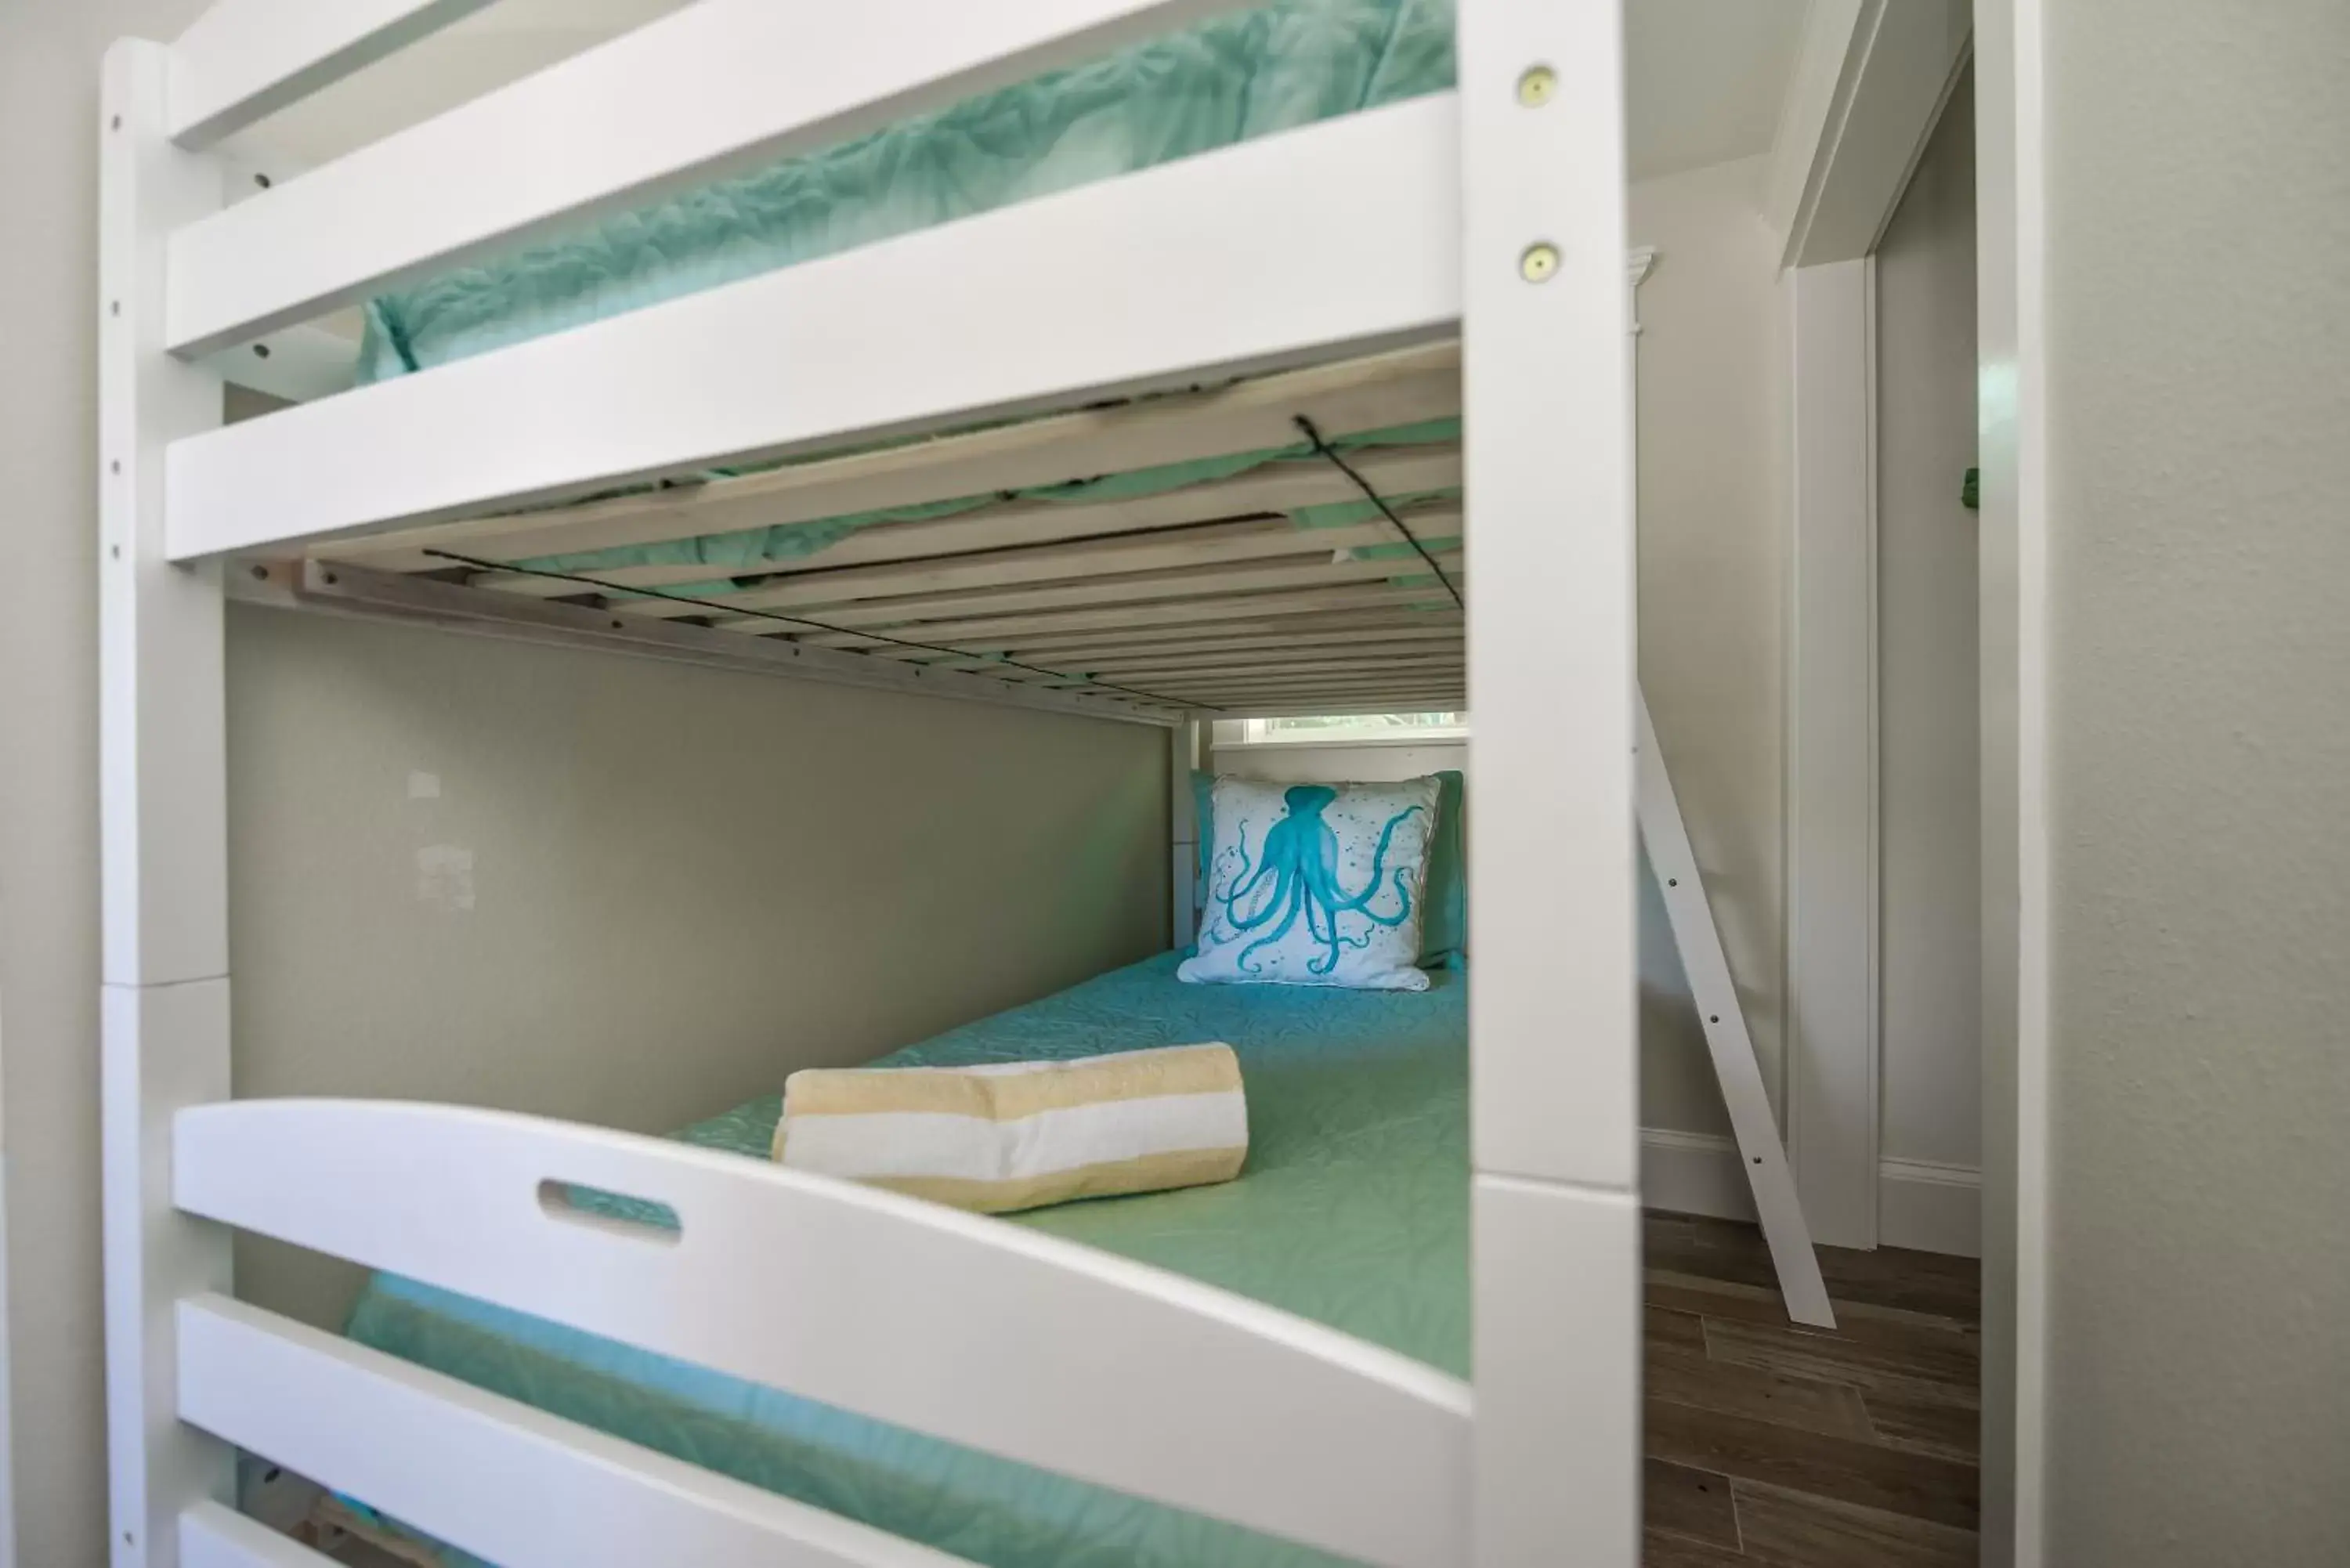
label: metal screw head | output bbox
[1517,65,1556,107]
[1520,243,1560,284]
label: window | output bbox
[1217,711,1467,746]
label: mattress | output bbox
[359,0,1457,383]
[342,952,1468,1567]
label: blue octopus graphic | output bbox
[1213,785,1423,975]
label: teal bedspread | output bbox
[358,0,1456,382]
[343,952,1467,1566]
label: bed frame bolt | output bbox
[1515,66,1556,107]
[1519,243,1560,284]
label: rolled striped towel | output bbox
[772,1043,1248,1214]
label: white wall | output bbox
[1629,155,1791,1143]
[1873,78,1981,1254]
[2039,2,2350,1561]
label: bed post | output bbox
[1460,2,1641,1563]
[1169,714,1206,950]
[99,39,234,1568]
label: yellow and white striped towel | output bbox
[772,1043,1248,1214]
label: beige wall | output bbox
[227,607,1166,1331]
[1630,154,1790,1136]
[0,4,1162,1557]
[2039,2,2350,1561]
[1875,81,1979,1175]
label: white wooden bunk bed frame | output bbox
[99,4,1828,1566]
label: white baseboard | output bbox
[1643,1129,1982,1259]
[1640,1128,1755,1222]
[1878,1157,1982,1257]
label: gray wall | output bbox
[0,4,1163,1559]
[2041,2,2350,1562]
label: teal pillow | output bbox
[1189,768,1465,968]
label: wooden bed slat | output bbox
[323,347,1456,575]
[371,436,1464,592]
[884,612,1465,663]
[1036,673,1468,699]
[770,583,1461,649]
[1213,696,1467,717]
[582,506,1462,620]
[1168,678,1466,703]
[917,626,1466,673]
[1074,657,1465,688]
[683,551,1466,633]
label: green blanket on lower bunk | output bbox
[342,951,1468,1566]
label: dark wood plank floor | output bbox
[1642,1211,1982,1567]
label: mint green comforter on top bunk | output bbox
[342,953,1468,1567]
[360,0,1455,385]
[358,2,1465,610]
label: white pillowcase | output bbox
[1178,775,1441,991]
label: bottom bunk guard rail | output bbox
[172,1100,1473,1568]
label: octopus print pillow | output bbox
[1178,775,1441,991]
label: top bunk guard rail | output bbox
[165,91,1462,562]
[175,1099,1474,1568]
[166,0,499,152]
[166,0,1262,357]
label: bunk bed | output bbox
[333,955,1468,1567]
[99,4,1818,1567]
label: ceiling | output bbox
[1627,0,1812,181]
[233,0,1813,184]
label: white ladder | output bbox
[1636,687,1836,1328]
